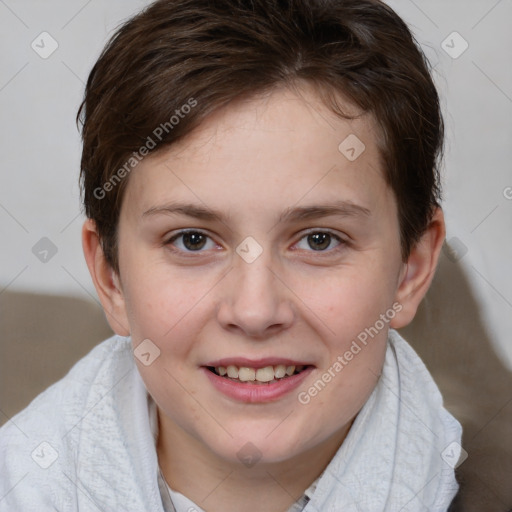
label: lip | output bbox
[204,357,311,369]
[201,365,314,403]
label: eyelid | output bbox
[166,228,211,240]
[296,227,348,242]
[165,229,221,251]
[164,228,350,254]
[297,227,344,237]
[292,228,349,252]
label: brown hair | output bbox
[77,0,443,274]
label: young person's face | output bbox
[109,84,409,464]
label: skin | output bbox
[83,82,445,512]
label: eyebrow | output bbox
[141,200,371,223]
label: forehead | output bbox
[121,83,394,223]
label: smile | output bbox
[207,364,307,384]
[201,360,314,403]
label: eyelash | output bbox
[164,229,348,255]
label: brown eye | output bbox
[307,232,331,251]
[182,232,207,251]
[166,230,216,252]
[294,230,344,253]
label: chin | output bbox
[207,424,314,466]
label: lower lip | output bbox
[201,366,314,403]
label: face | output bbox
[114,83,406,465]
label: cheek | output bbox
[287,263,394,416]
[122,257,215,343]
[289,263,396,342]
[121,265,219,400]
[125,267,214,421]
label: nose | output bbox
[216,248,295,338]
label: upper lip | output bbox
[203,357,313,368]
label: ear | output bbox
[390,207,446,329]
[82,219,130,336]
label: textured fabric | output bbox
[158,473,314,512]
[301,331,462,512]
[157,453,315,512]
[159,480,313,512]
[0,330,461,511]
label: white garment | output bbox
[0,330,462,511]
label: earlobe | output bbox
[81,219,130,336]
[390,208,446,329]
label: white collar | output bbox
[147,329,461,511]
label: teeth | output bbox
[255,366,275,382]
[226,365,239,378]
[285,365,295,376]
[214,364,305,382]
[238,367,256,382]
[274,365,286,378]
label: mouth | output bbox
[205,364,311,384]
[201,360,315,403]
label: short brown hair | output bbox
[77,0,443,274]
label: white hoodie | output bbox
[0,329,462,511]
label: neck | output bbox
[157,409,351,512]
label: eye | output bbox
[166,230,218,252]
[294,231,344,252]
